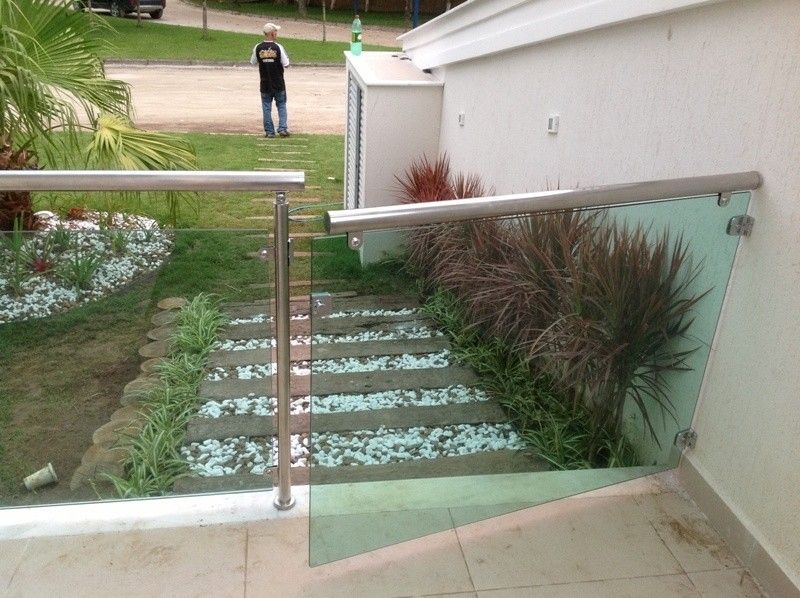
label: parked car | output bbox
[74,0,165,20]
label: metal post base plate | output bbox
[273,494,296,511]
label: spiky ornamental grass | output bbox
[108,294,227,497]
[423,288,639,470]
[401,156,708,467]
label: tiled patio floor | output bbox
[1,477,765,597]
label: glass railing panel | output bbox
[309,192,751,564]
[0,223,275,507]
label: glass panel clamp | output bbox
[258,247,273,261]
[674,428,698,451]
[348,232,363,250]
[726,215,754,237]
[312,292,334,317]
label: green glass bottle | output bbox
[351,14,362,56]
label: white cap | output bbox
[263,22,281,34]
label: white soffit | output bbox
[400,0,728,69]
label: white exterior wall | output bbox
[404,0,800,589]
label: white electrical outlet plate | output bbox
[547,114,559,134]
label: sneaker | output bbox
[278,130,291,137]
[265,132,276,138]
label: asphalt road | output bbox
[108,64,346,135]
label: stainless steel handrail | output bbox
[0,169,303,511]
[326,172,761,234]
[0,170,305,192]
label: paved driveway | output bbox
[109,64,346,135]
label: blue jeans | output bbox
[260,90,288,135]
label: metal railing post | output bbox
[273,190,295,510]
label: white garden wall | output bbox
[401,0,800,593]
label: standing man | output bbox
[250,22,291,138]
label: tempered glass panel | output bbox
[0,225,274,507]
[309,192,750,564]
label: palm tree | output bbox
[0,0,197,230]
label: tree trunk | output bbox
[321,0,327,42]
[404,0,411,27]
[297,0,307,17]
[0,138,36,231]
[329,0,335,10]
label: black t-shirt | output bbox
[253,41,286,93]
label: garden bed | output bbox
[0,210,171,324]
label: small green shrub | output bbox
[49,226,71,252]
[0,218,31,295]
[108,230,129,255]
[56,248,102,290]
[108,292,226,497]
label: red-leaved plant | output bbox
[396,155,708,462]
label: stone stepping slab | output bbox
[245,232,325,239]
[218,294,419,321]
[331,295,422,311]
[290,450,547,486]
[173,473,273,495]
[208,338,450,367]
[216,315,433,340]
[186,401,508,442]
[221,292,356,318]
[247,250,331,259]
[199,367,479,400]
[251,196,321,204]
[245,214,319,222]
[147,296,421,341]
[247,279,345,290]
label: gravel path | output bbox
[177,297,541,485]
[159,0,404,47]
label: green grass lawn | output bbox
[37,132,345,228]
[182,0,434,29]
[89,14,394,63]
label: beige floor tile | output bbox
[476,574,699,597]
[635,492,741,573]
[5,524,247,598]
[688,569,765,597]
[0,539,29,589]
[456,495,684,590]
[246,517,474,598]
